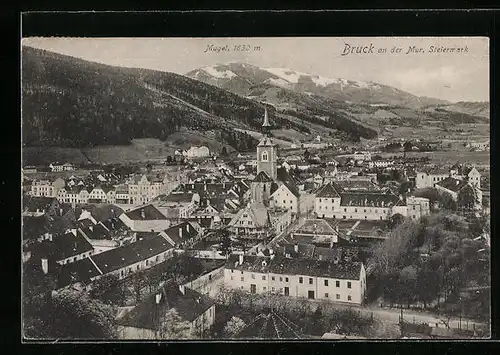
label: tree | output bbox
[166,155,173,164]
[157,308,193,339]
[438,191,457,211]
[24,289,117,339]
[223,316,246,337]
[89,274,126,306]
[217,228,232,259]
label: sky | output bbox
[22,37,489,102]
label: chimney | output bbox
[290,233,294,239]
[89,226,93,232]
[41,258,49,274]
[186,223,190,232]
[179,284,185,295]
[239,254,244,265]
[141,209,146,219]
[60,208,63,216]
[294,244,299,253]
[155,293,162,304]
[456,180,459,185]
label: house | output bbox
[406,196,431,220]
[154,192,200,221]
[236,310,302,339]
[30,178,66,198]
[49,162,65,172]
[224,254,367,304]
[270,181,300,213]
[119,204,171,232]
[435,177,483,213]
[62,163,75,171]
[88,186,114,203]
[116,280,216,339]
[115,185,131,204]
[128,174,171,205]
[158,221,200,249]
[184,146,211,159]
[228,202,270,239]
[415,167,450,189]
[314,182,419,221]
[30,229,95,266]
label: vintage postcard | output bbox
[21,37,490,340]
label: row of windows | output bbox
[321,214,384,221]
[231,272,351,288]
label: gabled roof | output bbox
[23,215,51,241]
[57,257,102,288]
[229,203,270,228]
[281,180,300,198]
[78,224,111,241]
[32,231,94,262]
[315,182,341,198]
[436,177,469,193]
[78,204,123,223]
[124,204,167,221]
[91,234,174,274]
[253,171,273,183]
[160,222,198,246]
[117,280,215,329]
[237,311,302,339]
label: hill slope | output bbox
[22,47,311,151]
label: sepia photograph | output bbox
[21,36,490,341]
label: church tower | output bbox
[256,108,277,180]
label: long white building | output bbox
[223,254,367,305]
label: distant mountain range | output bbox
[186,63,450,109]
[22,47,489,159]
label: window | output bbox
[280,277,283,282]
[336,281,340,287]
[347,282,352,289]
[290,200,293,204]
[241,271,244,274]
[325,293,329,298]
[231,276,234,280]
[354,208,357,212]
[241,277,244,281]
[283,200,286,204]
[309,278,313,284]
[272,287,275,292]
[146,260,149,266]
[413,206,416,210]
[299,277,303,284]
[263,287,267,292]
[251,274,255,279]
[380,216,383,220]
[324,279,329,286]
[336,294,340,299]
[348,295,352,301]
[285,277,289,282]
[231,269,234,273]
[344,208,347,212]
[262,151,268,161]
[343,216,346,219]
[364,209,366,212]
[262,275,266,280]
[319,199,322,202]
[272,276,275,281]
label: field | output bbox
[378,150,490,167]
[23,130,235,165]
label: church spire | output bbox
[262,108,271,129]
